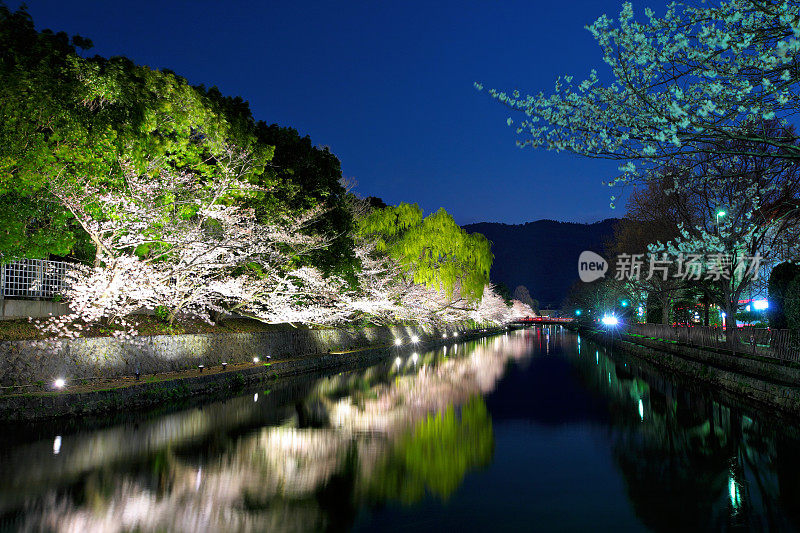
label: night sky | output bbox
[12,0,631,225]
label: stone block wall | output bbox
[0,324,460,386]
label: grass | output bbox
[0,316,298,342]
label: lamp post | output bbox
[715,210,726,235]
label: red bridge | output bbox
[513,317,574,325]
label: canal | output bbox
[2,327,800,531]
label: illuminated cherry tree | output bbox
[480,0,800,190]
[38,145,338,337]
[39,170,518,337]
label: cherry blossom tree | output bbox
[38,145,338,337]
[480,0,800,189]
[40,178,514,338]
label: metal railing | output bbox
[624,322,800,363]
[0,258,72,300]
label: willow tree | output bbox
[479,0,800,188]
[358,203,492,302]
[367,397,494,504]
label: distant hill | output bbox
[464,219,618,308]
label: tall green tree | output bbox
[358,203,492,301]
[0,4,274,263]
[0,5,90,258]
[252,123,356,277]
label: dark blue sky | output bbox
[13,0,632,225]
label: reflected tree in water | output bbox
[366,397,493,504]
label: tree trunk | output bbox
[724,301,738,351]
[93,242,103,268]
[661,293,672,325]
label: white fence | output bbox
[1,258,72,299]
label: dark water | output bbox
[2,327,800,532]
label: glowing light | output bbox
[253,393,259,402]
[394,338,402,346]
[395,356,402,366]
[411,335,419,343]
[729,475,741,509]
[753,299,769,311]
[442,333,448,338]
[411,352,419,363]
[53,436,62,455]
[637,306,644,316]
[638,399,644,420]
[721,312,727,318]
[53,378,65,389]
[620,300,629,307]
[575,309,582,316]
[453,332,458,337]
[253,357,260,363]
[601,315,619,326]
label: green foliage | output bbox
[368,396,493,503]
[358,203,492,301]
[0,6,269,264]
[768,262,800,329]
[249,123,356,277]
[0,193,78,259]
[0,5,356,279]
[735,310,762,325]
[153,305,170,324]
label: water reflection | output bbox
[1,336,527,532]
[559,327,800,532]
[4,328,800,531]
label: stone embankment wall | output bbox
[577,326,800,416]
[0,300,69,320]
[0,324,458,387]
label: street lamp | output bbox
[715,209,726,234]
[601,315,619,326]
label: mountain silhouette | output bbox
[464,219,618,308]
